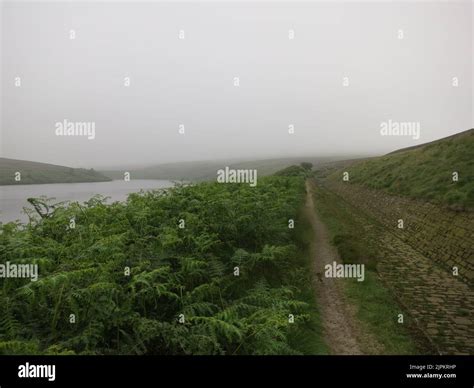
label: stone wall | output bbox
[323,181,474,285]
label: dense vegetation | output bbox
[274,163,313,178]
[330,129,474,209]
[0,158,111,185]
[0,174,324,355]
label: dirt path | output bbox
[305,179,371,355]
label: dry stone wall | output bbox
[324,181,474,285]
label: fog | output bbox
[1,0,472,169]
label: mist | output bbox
[1,0,472,169]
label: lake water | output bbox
[0,180,175,224]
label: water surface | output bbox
[0,179,175,224]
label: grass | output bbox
[312,183,428,354]
[329,129,474,210]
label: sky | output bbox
[1,0,472,169]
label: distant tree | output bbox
[300,162,313,171]
[275,165,305,177]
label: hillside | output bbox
[328,129,474,209]
[100,157,344,182]
[0,158,112,185]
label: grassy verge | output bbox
[312,182,425,354]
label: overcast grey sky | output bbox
[1,0,472,168]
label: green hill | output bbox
[100,157,342,182]
[0,158,112,185]
[329,129,474,209]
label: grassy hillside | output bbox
[0,158,112,185]
[100,157,342,182]
[329,129,474,209]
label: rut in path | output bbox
[305,180,381,355]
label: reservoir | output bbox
[0,179,175,224]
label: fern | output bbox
[0,174,312,355]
